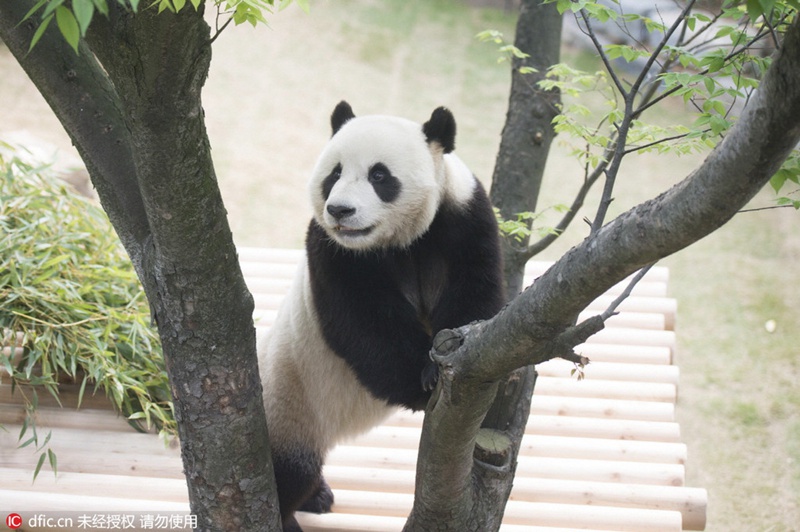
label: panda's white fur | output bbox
[258,101,505,532]
[257,261,394,454]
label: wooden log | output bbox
[583,310,666,330]
[388,396,676,426]
[529,395,675,422]
[571,343,672,365]
[515,455,684,486]
[526,415,681,442]
[238,246,304,263]
[386,408,682,442]
[502,500,682,531]
[317,465,704,530]
[0,404,133,432]
[296,512,408,532]
[588,295,677,330]
[0,467,188,502]
[584,327,676,351]
[0,489,190,513]
[510,477,707,531]
[297,512,611,532]
[517,434,687,465]
[0,427,183,479]
[319,490,683,532]
[0,383,118,410]
[536,359,680,385]
[326,442,686,484]
[533,377,677,403]
[522,260,670,284]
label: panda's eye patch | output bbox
[368,163,401,203]
[368,165,388,183]
[322,163,342,200]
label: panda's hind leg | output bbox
[297,475,334,514]
[273,447,330,530]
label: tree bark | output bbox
[0,4,280,531]
[489,0,563,297]
[452,3,562,529]
[407,15,800,531]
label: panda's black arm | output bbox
[429,186,506,332]
[306,222,436,410]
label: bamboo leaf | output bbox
[33,451,47,481]
[48,448,58,475]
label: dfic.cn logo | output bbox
[5,513,22,529]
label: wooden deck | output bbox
[0,248,707,531]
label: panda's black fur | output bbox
[260,101,504,531]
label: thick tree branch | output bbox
[409,16,800,531]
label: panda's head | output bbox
[309,101,458,251]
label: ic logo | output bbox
[5,513,22,529]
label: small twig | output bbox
[552,316,604,365]
[600,263,655,321]
[210,10,234,45]
[526,158,608,258]
[738,204,799,213]
[578,10,629,98]
[622,132,693,156]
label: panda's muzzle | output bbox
[326,204,374,238]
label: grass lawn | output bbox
[1,0,798,528]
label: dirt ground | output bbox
[1,1,798,530]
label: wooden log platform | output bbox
[0,248,707,531]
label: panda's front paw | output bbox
[421,361,440,392]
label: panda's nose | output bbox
[327,204,356,221]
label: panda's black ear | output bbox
[331,101,356,136]
[423,107,456,154]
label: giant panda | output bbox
[257,101,505,531]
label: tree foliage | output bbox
[488,0,799,261]
[20,0,307,53]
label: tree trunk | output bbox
[490,0,563,296]
[456,3,562,529]
[0,4,280,531]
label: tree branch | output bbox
[0,2,149,273]
[410,16,800,530]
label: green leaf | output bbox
[19,0,49,24]
[173,0,186,11]
[72,0,94,36]
[746,0,764,20]
[704,77,715,95]
[770,169,790,192]
[55,6,80,54]
[42,0,66,20]
[33,451,47,481]
[48,447,58,475]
